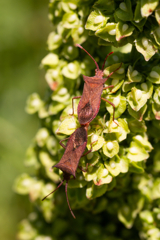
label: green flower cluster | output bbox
[15,0,160,239]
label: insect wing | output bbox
[78,77,104,125]
[54,141,87,177]
[54,127,87,177]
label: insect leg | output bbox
[107,63,122,79]
[103,85,114,93]
[79,140,98,171]
[78,163,88,172]
[103,85,114,90]
[101,97,118,126]
[70,96,81,116]
[59,138,69,149]
[81,140,98,157]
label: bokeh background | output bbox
[0,0,51,239]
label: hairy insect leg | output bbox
[82,140,98,157]
[101,97,118,126]
[103,85,114,93]
[103,85,114,90]
[59,138,70,149]
[65,182,76,219]
[79,140,98,172]
[70,96,81,116]
[78,163,88,172]
[42,180,64,201]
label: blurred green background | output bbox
[0,0,51,239]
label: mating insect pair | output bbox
[42,45,122,218]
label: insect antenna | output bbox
[42,180,64,201]
[65,181,76,219]
[102,52,114,71]
[75,43,100,71]
[107,62,122,78]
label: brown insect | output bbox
[71,44,122,126]
[42,125,92,219]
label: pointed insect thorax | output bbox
[42,172,76,219]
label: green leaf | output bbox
[85,10,109,31]
[26,93,43,114]
[62,44,79,60]
[103,140,119,158]
[47,32,62,50]
[14,173,35,195]
[81,152,100,168]
[155,7,160,24]
[127,87,148,111]
[62,12,79,28]
[45,68,63,90]
[38,104,49,119]
[41,53,59,67]
[141,0,159,17]
[122,81,136,92]
[134,0,143,22]
[48,102,65,115]
[118,194,144,228]
[150,178,160,200]
[153,27,160,46]
[133,135,153,152]
[152,102,160,120]
[35,128,50,147]
[24,145,39,167]
[116,22,135,41]
[128,118,147,133]
[127,140,149,162]
[104,63,125,80]
[108,118,130,142]
[127,65,143,82]
[95,23,117,43]
[52,87,70,103]
[68,173,87,188]
[86,182,108,199]
[147,66,160,84]
[128,104,147,121]
[139,210,154,224]
[105,92,127,119]
[115,0,133,22]
[62,61,80,79]
[46,136,59,156]
[56,116,80,135]
[106,79,124,94]
[129,161,145,173]
[135,36,157,61]
[87,135,105,152]
[92,198,108,214]
[71,25,88,44]
[93,164,113,186]
[60,102,79,121]
[93,0,115,15]
[104,155,129,176]
[17,219,37,240]
[140,81,153,99]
